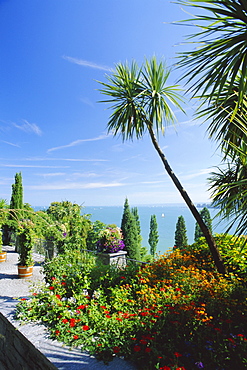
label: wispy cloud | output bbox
[62,56,113,72]
[47,134,109,153]
[181,168,211,180]
[1,140,20,148]
[27,182,124,190]
[13,119,42,135]
[1,164,70,168]
[23,156,108,162]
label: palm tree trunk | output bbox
[147,123,226,274]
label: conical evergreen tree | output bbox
[10,172,23,211]
[121,199,140,260]
[195,207,212,241]
[174,215,188,248]
[131,206,142,249]
[148,214,159,257]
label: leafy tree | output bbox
[177,0,247,110]
[148,214,159,257]
[10,172,23,212]
[177,1,247,237]
[194,207,212,241]
[121,198,140,260]
[209,140,247,236]
[86,220,106,251]
[175,215,188,248]
[131,206,142,250]
[99,57,225,273]
[46,201,91,251]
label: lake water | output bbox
[83,204,230,255]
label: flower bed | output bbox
[16,236,247,369]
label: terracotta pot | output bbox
[0,251,7,262]
[18,265,33,278]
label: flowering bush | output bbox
[16,234,247,369]
[96,227,125,253]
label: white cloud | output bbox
[47,134,109,153]
[62,56,113,72]
[13,119,42,135]
[1,140,20,147]
[23,156,108,162]
[1,164,70,168]
[180,169,211,180]
[27,182,124,190]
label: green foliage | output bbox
[46,201,92,252]
[177,0,247,109]
[121,199,140,260]
[131,207,142,249]
[194,207,212,241]
[10,172,23,210]
[16,233,247,369]
[86,220,106,251]
[175,215,188,248]
[17,220,35,266]
[148,214,159,257]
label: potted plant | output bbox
[17,220,35,278]
[97,226,126,266]
[0,227,7,262]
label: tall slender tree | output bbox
[99,57,226,273]
[175,215,188,248]
[10,172,23,212]
[121,199,140,260]
[195,207,212,241]
[148,214,159,257]
[131,206,142,249]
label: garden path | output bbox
[0,246,136,370]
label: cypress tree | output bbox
[148,214,159,257]
[121,199,140,260]
[131,206,142,249]
[10,172,23,211]
[194,207,212,241]
[174,215,188,248]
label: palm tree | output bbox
[177,0,247,108]
[208,99,247,236]
[98,57,226,274]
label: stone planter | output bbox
[98,250,127,267]
[18,265,34,278]
[0,251,7,262]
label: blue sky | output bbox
[0,0,220,207]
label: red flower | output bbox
[133,345,141,352]
[140,339,148,345]
[73,335,79,340]
[49,286,54,290]
[62,318,68,323]
[82,325,90,331]
[113,346,120,353]
[116,318,122,321]
[20,298,27,301]
[77,305,87,310]
[105,315,111,318]
[32,293,37,296]
[55,294,61,300]
[160,367,171,370]
[174,352,182,357]
[145,347,152,353]
[55,330,60,336]
[70,318,76,327]
[61,282,66,286]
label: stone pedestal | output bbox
[98,250,127,267]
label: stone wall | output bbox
[0,312,57,370]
